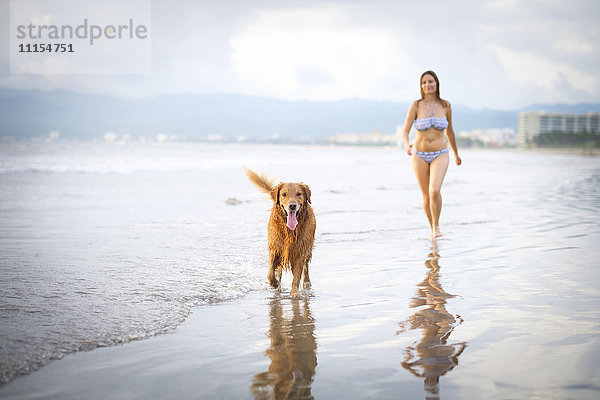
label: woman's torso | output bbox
[413,99,448,152]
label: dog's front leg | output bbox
[290,262,303,298]
[302,262,311,289]
[268,252,281,289]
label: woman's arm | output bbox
[445,102,462,165]
[401,101,418,155]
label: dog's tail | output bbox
[245,168,275,194]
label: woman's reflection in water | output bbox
[252,295,317,400]
[398,243,466,399]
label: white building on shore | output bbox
[458,128,517,147]
[328,130,398,146]
[518,111,600,146]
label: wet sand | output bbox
[1,146,599,399]
[2,235,599,399]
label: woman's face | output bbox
[421,74,437,95]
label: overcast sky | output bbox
[1,0,599,110]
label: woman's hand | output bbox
[455,154,462,166]
[405,143,413,156]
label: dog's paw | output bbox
[268,277,280,289]
[303,281,311,289]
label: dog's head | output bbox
[271,182,311,231]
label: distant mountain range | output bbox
[1,89,599,142]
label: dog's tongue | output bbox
[286,211,298,231]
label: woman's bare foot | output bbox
[432,226,443,238]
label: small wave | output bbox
[321,229,377,236]
[0,207,267,386]
[0,264,265,386]
[0,142,258,175]
[0,160,234,175]
[458,219,496,225]
[325,189,350,194]
[542,246,580,252]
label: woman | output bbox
[401,70,461,238]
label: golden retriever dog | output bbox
[245,168,316,297]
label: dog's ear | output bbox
[301,183,311,204]
[271,183,283,205]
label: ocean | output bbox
[1,141,599,398]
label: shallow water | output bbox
[0,142,270,383]
[1,142,599,398]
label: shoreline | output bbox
[457,145,600,156]
[0,283,427,400]
[0,291,277,400]
[3,136,599,155]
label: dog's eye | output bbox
[281,193,287,197]
[297,192,302,197]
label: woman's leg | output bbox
[428,152,449,237]
[412,155,433,231]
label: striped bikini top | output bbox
[414,100,448,131]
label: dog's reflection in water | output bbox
[252,296,317,400]
[398,243,466,399]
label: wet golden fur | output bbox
[245,168,316,297]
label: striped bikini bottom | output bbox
[414,148,449,164]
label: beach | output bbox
[1,142,599,399]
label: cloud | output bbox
[228,6,415,101]
[484,0,525,11]
[553,30,594,55]
[0,0,599,109]
[488,45,598,95]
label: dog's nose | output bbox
[289,203,297,211]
